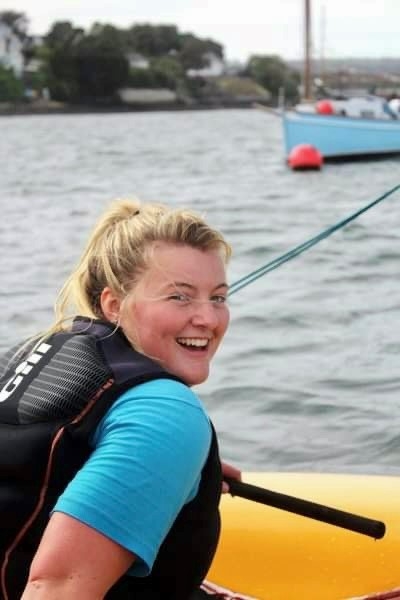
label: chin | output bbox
[169,362,210,386]
[184,371,209,386]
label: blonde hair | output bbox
[48,198,231,336]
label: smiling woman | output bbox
[100,242,230,385]
[0,198,239,600]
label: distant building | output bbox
[127,52,150,70]
[0,21,24,76]
[118,87,177,105]
[187,52,225,78]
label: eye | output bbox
[211,295,227,305]
[168,293,192,303]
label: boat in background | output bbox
[283,109,400,159]
[209,471,400,600]
[297,95,400,120]
[280,1,400,162]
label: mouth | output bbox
[176,337,210,351]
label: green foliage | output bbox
[75,33,129,100]
[127,57,183,90]
[16,15,233,104]
[0,10,301,106]
[179,34,223,70]
[0,65,24,101]
[27,68,49,92]
[184,75,208,99]
[88,23,127,51]
[150,56,184,89]
[45,22,129,102]
[125,24,181,57]
[215,76,270,98]
[45,21,84,49]
[47,48,78,101]
[127,67,155,88]
[246,54,300,102]
[44,21,82,100]
[41,19,225,102]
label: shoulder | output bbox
[92,378,211,447]
[118,378,204,408]
[105,378,208,423]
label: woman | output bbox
[0,199,239,600]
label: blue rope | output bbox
[229,183,400,296]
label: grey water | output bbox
[1,108,400,476]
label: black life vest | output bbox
[0,318,222,600]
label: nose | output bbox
[190,301,219,329]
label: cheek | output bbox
[220,308,230,334]
[132,306,173,344]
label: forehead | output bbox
[142,242,226,286]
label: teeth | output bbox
[177,338,208,347]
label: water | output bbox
[1,108,400,476]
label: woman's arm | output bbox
[21,512,135,600]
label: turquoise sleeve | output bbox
[53,378,212,576]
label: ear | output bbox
[100,287,122,323]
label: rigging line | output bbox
[228,183,400,296]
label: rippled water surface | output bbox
[2,108,400,474]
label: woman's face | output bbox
[119,242,230,386]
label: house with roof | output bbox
[186,52,225,78]
[0,21,24,76]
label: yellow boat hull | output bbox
[209,472,400,599]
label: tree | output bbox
[179,34,223,70]
[32,19,232,103]
[45,22,85,101]
[0,64,24,101]
[88,23,126,50]
[45,22,129,102]
[45,21,84,49]
[245,55,300,103]
[150,56,185,89]
[125,24,181,57]
[74,30,129,101]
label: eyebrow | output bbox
[167,282,229,292]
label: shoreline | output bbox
[0,99,266,117]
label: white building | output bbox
[187,52,225,78]
[0,21,24,77]
[127,52,150,70]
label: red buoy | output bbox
[287,144,323,170]
[316,99,334,114]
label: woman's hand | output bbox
[221,460,242,493]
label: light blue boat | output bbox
[283,110,400,159]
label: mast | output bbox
[319,3,326,80]
[303,0,312,100]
